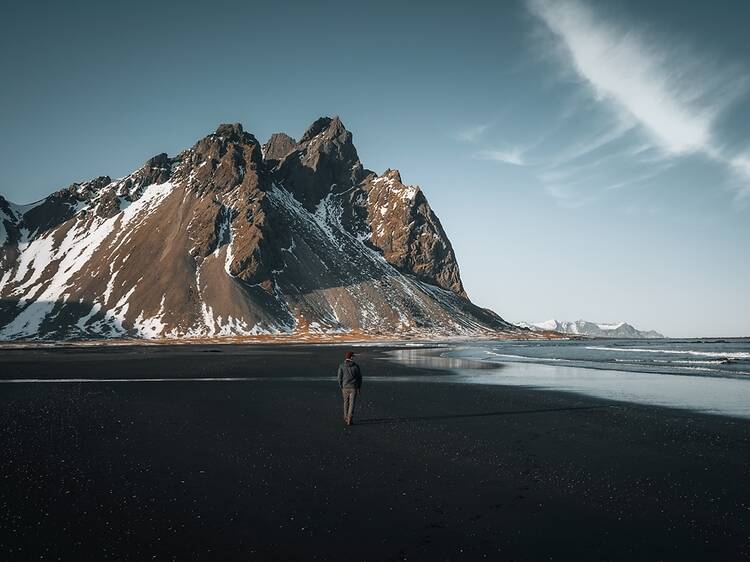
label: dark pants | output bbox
[342,388,358,420]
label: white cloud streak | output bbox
[527,0,750,201]
[729,154,750,200]
[545,117,635,167]
[527,0,716,154]
[543,183,593,208]
[455,124,489,143]
[474,148,526,166]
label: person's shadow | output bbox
[356,405,610,425]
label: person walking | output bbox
[338,351,362,426]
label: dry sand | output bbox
[0,344,748,560]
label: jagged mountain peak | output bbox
[300,116,332,142]
[299,115,348,144]
[194,123,261,153]
[297,115,358,163]
[263,132,298,163]
[380,168,403,183]
[186,123,263,172]
[362,169,463,296]
[174,124,266,194]
[212,122,253,142]
[0,116,515,340]
[63,175,111,193]
[273,116,364,210]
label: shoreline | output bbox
[4,330,748,350]
[0,331,569,349]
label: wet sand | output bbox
[1,344,748,561]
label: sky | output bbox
[1,0,749,337]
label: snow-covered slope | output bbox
[518,319,664,338]
[0,118,517,340]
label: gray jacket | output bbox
[338,359,362,390]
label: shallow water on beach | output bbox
[386,340,750,419]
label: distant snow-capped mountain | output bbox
[518,319,664,339]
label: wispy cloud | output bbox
[543,183,594,208]
[545,117,636,167]
[527,0,719,154]
[455,124,489,143]
[474,148,526,166]
[729,154,750,201]
[526,0,750,201]
[602,166,673,192]
[539,143,636,184]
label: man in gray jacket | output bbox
[338,351,362,426]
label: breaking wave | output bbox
[585,346,750,360]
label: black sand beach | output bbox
[1,344,748,561]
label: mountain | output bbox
[518,320,664,339]
[0,117,518,340]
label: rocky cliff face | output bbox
[0,117,516,340]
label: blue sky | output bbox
[1,0,748,336]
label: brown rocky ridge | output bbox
[0,117,522,340]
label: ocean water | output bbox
[386,338,750,419]
[447,338,750,378]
